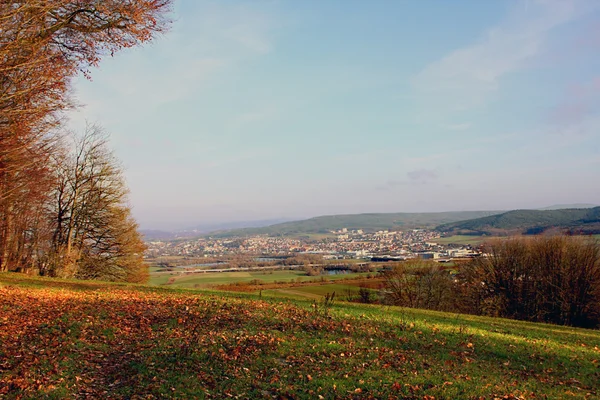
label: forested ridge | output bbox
[0,1,172,281]
[438,207,600,235]
[208,210,501,238]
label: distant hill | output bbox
[140,219,292,241]
[206,211,502,238]
[438,207,600,235]
[539,204,598,210]
[140,230,179,241]
[180,219,292,235]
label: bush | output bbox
[304,265,323,276]
[382,259,455,311]
[462,236,600,328]
[358,286,373,304]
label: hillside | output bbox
[1,273,599,399]
[539,203,598,210]
[207,211,501,238]
[140,229,180,241]
[438,207,600,235]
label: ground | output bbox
[432,235,489,246]
[1,273,599,399]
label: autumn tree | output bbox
[0,1,171,273]
[382,259,456,311]
[47,125,147,282]
[463,236,600,327]
[1,0,172,129]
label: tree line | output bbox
[381,235,600,328]
[0,1,172,281]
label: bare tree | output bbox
[47,125,147,282]
[465,236,600,327]
[0,0,171,274]
[382,259,455,311]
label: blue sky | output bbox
[68,0,600,230]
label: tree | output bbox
[0,134,55,272]
[464,236,600,327]
[0,1,171,274]
[1,0,172,131]
[48,125,147,282]
[382,259,455,311]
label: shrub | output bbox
[382,259,455,311]
[463,236,600,327]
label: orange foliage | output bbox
[0,1,172,274]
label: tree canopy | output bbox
[0,0,172,281]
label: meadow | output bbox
[149,269,313,287]
[1,273,599,399]
[432,235,489,246]
[149,268,374,296]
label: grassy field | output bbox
[434,234,600,246]
[1,273,599,399]
[433,235,490,245]
[263,283,364,300]
[149,269,371,289]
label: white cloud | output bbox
[412,0,593,113]
[67,1,277,126]
[444,122,472,131]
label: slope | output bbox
[1,273,599,399]
[438,207,600,235]
[207,210,502,238]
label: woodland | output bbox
[0,1,173,281]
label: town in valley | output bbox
[146,228,479,266]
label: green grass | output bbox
[291,283,361,295]
[149,269,371,289]
[261,283,363,301]
[433,235,490,245]
[1,272,599,399]
[263,281,381,301]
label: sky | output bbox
[67,0,600,230]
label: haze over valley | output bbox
[65,0,600,230]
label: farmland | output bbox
[150,269,371,287]
[149,268,377,302]
[432,235,490,246]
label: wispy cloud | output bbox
[443,122,472,131]
[407,169,438,182]
[69,1,277,125]
[377,169,440,190]
[412,0,592,114]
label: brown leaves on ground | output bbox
[0,276,598,399]
[0,282,348,398]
